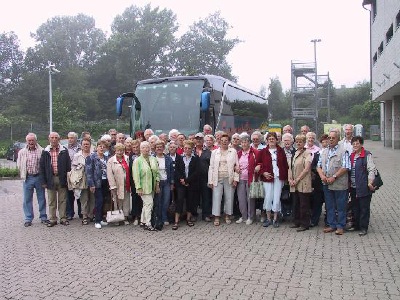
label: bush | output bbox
[0,167,19,178]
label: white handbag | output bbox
[106,198,125,223]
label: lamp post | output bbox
[310,39,321,132]
[47,61,60,133]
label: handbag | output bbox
[249,177,265,199]
[373,169,383,190]
[106,197,125,223]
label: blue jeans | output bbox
[23,175,47,222]
[323,186,348,229]
[153,180,171,224]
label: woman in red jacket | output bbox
[256,132,289,228]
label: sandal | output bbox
[60,220,70,226]
[144,225,157,231]
[82,218,89,225]
[225,217,232,225]
[172,223,179,230]
[214,219,220,226]
[186,220,194,227]
[47,221,57,227]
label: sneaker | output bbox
[235,217,244,224]
[358,230,368,236]
[100,221,108,226]
[164,221,170,226]
[41,219,50,225]
[273,220,279,228]
[24,221,32,227]
[263,220,271,227]
[246,219,253,225]
[133,219,139,226]
[95,223,102,229]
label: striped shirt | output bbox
[317,144,351,171]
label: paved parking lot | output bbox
[0,141,399,299]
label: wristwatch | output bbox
[333,174,337,179]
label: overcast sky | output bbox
[1,0,371,92]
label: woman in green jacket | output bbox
[132,141,160,231]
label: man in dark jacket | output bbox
[39,132,71,227]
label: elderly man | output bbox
[40,132,71,227]
[66,132,82,220]
[339,124,354,153]
[17,133,48,227]
[317,129,350,235]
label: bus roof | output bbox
[136,75,267,101]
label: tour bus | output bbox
[116,75,268,136]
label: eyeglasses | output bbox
[328,137,336,140]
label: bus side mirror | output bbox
[201,92,210,112]
[116,96,124,117]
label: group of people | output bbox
[17,123,378,235]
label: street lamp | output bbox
[310,39,321,132]
[46,61,60,133]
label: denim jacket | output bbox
[86,152,108,188]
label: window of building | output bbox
[378,42,383,56]
[386,24,393,44]
[373,53,377,65]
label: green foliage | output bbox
[173,11,240,81]
[0,167,19,178]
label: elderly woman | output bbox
[251,131,265,150]
[124,137,133,156]
[205,134,218,150]
[256,132,288,228]
[153,140,174,230]
[132,141,160,231]
[288,134,313,231]
[168,129,180,143]
[173,140,200,230]
[86,140,110,229]
[349,136,377,236]
[148,135,159,156]
[230,133,241,151]
[107,143,131,225]
[282,133,295,160]
[69,138,94,225]
[236,133,259,225]
[310,134,329,227]
[129,139,142,226]
[305,132,320,157]
[208,133,239,226]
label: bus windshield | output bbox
[135,79,204,135]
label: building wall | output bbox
[371,0,400,99]
[368,0,400,149]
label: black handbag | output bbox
[373,169,383,190]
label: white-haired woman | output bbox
[132,141,160,231]
[305,132,320,158]
[251,131,265,150]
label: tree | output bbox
[104,4,178,86]
[266,77,290,121]
[173,11,240,80]
[0,32,24,86]
[24,14,106,71]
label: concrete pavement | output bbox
[0,140,399,300]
